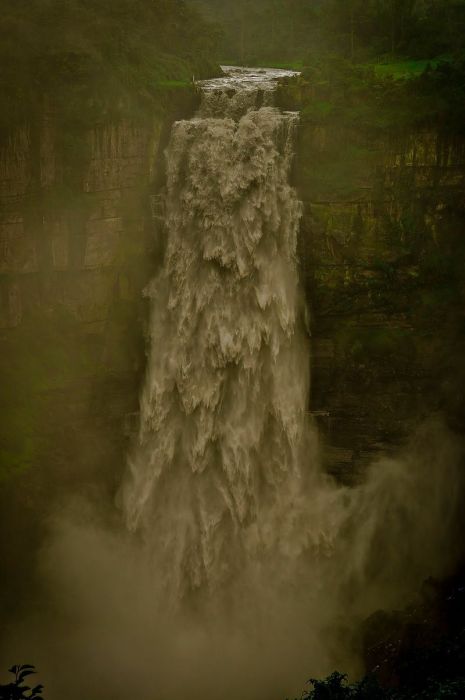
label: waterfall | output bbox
[120,67,461,622]
[121,67,325,600]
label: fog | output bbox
[1,419,461,700]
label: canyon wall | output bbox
[296,125,465,481]
[0,92,198,613]
[0,116,159,491]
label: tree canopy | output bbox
[197,0,465,65]
[0,0,221,128]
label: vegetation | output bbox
[2,1,464,134]
[197,0,465,65]
[278,54,465,135]
[0,666,43,700]
[296,571,465,699]
[300,671,465,699]
[0,0,221,130]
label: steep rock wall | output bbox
[0,94,204,617]
[296,125,465,481]
[0,116,162,490]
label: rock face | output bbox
[0,107,171,613]
[0,119,159,329]
[296,125,465,482]
[0,100,194,529]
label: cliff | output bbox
[0,117,157,485]
[296,124,465,481]
[0,91,199,612]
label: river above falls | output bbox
[199,65,300,93]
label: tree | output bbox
[0,666,44,700]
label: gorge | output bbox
[0,65,463,699]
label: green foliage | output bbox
[0,665,44,700]
[305,671,352,699]
[299,672,385,699]
[195,0,322,64]
[199,0,465,66]
[0,0,220,130]
[298,670,465,699]
[372,58,449,80]
[296,57,465,134]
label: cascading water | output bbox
[121,69,461,627]
[122,67,325,600]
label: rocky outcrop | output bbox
[0,119,158,330]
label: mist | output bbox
[1,417,461,700]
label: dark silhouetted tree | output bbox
[0,666,44,700]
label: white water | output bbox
[122,67,323,600]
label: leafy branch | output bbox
[0,665,44,700]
